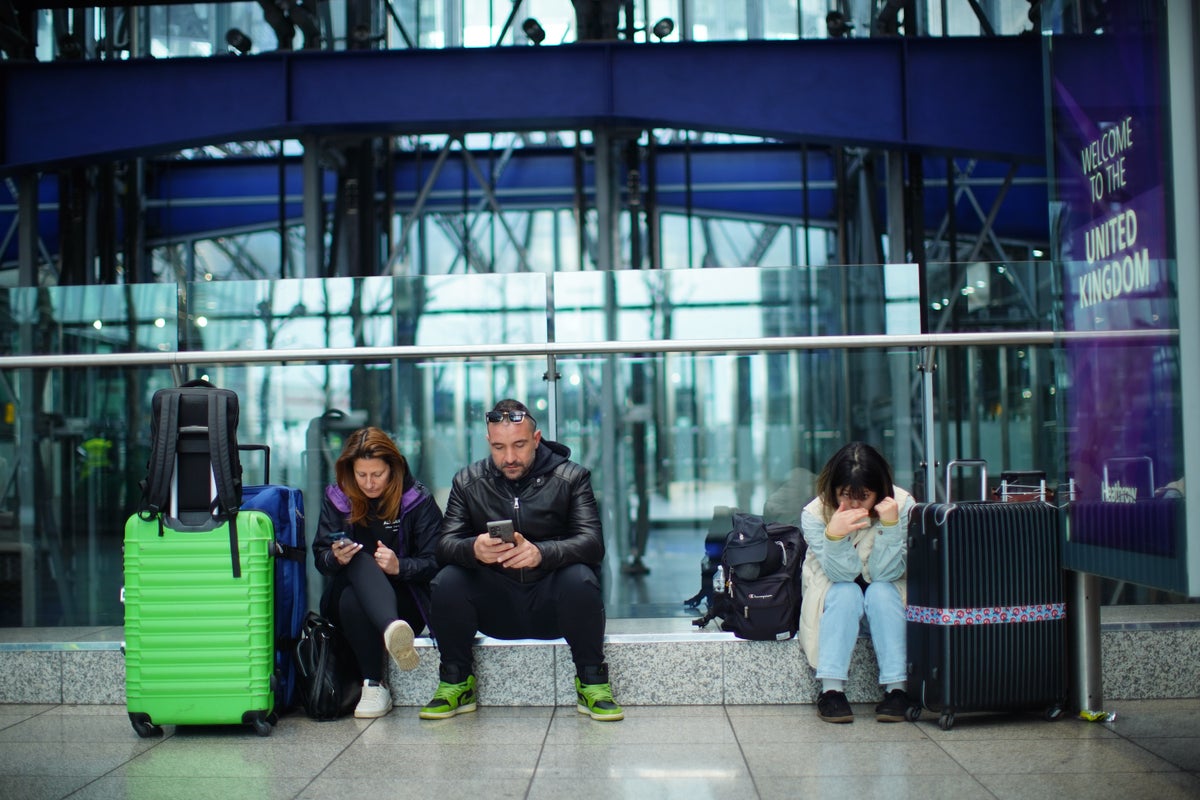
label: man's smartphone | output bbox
[487,519,515,543]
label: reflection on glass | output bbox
[186,273,548,352]
[4,284,178,356]
[554,264,921,343]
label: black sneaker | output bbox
[817,690,854,723]
[875,688,912,722]
[575,677,625,721]
[418,675,477,720]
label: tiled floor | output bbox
[7,502,1200,798]
[3,697,1200,800]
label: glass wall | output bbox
[0,261,1087,626]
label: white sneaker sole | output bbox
[384,620,420,671]
[354,701,393,719]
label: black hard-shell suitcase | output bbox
[905,460,1067,730]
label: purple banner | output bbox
[1053,45,1173,333]
[1049,22,1183,512]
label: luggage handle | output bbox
[945,459,988,502]
[239,444,271,484]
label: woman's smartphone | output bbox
[487,519,515,543]
[329,531,349,545]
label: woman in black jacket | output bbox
[312,427,443,718]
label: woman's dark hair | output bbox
[334,426,408,525]
[814,441,895,522]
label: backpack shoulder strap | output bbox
[138,390,180,519]
[206,391,243,578]
[207,392,241,517]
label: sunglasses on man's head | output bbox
[486,410,530,424]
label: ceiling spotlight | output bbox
[652,17,675,40]
[225,28,252,55]
[522,18,546,45]
[349,24,383,49]
[56,33,83,60]
[825,12,853,38]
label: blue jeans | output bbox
[816,580,906,686]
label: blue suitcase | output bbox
[240,445,307,713]
[243,483,306,711]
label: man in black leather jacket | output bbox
[420,399,624,721]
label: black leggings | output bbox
[430,563,605,681]
[321,551,426,681]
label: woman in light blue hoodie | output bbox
[799,441,915,724]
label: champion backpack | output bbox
[293,612,362,720]
[692,511,806,641]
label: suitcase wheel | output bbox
[243,710,274,737]
[129,712,163,739]
[938,711,955,731]
[905,705,922,722]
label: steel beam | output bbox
[1,37,1044,172]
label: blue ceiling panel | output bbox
[0,175,61,263]
[920,158,1050,243]
[650,146,838,221]
[2,37,1044,172]
[610,40,905,149]
[904,36,1045,162]
[147,159,318,242]
[3,57,292,168]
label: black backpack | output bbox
[137,378,246,576]
[692,511,806,641]
[293,612,362,720]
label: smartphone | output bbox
[328,531,348,545]
[487,519,515,543]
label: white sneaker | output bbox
[354,680,393,718]
[384,619,420,671]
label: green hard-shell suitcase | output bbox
[123,510,277,737]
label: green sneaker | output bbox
[575,677,625,721]
[418,675,477,720]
